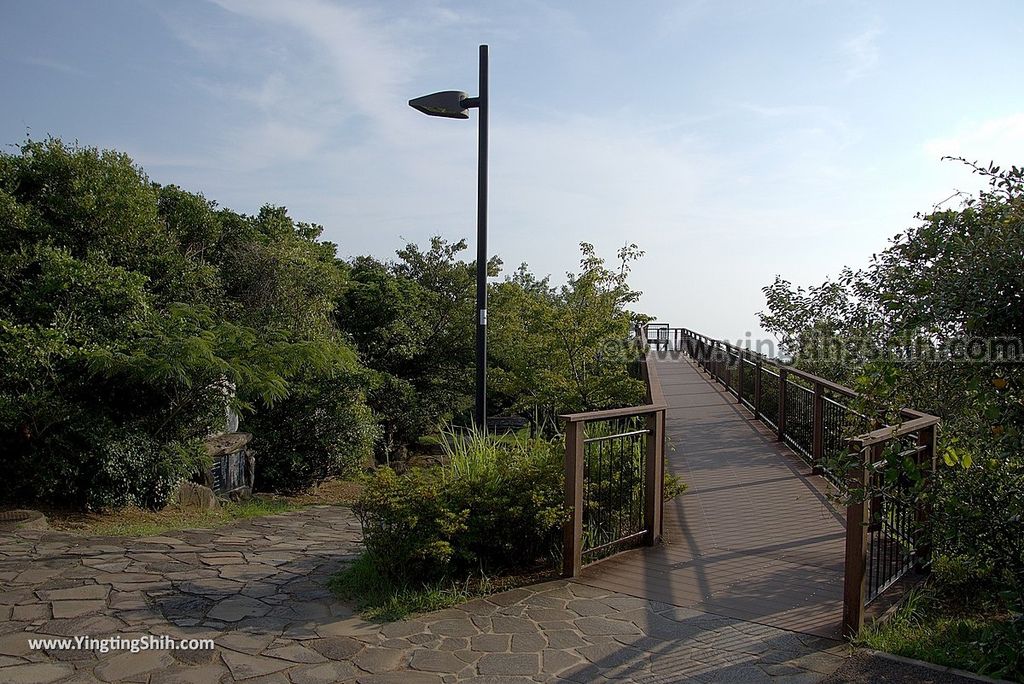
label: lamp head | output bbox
[409,90,471,119]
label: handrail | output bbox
[852,414,942,448]
[560,402,665,423]
[669,327,942,427]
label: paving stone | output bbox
[308,636,365,660]
[785,650,846,674]
[352,646,406,673]
[429,619,479,638]
[36,585,109,602]
[289,660,361,684]
[566,599,615,617]
[525,607,576,623]
[0,632,35,657]
[315,617,379,638]
[567,584,607,599]
[699,664,773,683]
[177,578,244,597]
[93,650,175,682]
[458,599,498,616]
[522,594,565,609]
[470,634,510,653]
[408,649,466,673]
[541,648,582,675]
[220,650,293,680]
[485,589,534,607]
[171,646,219,666]
[218,631,279,655]
[355,673,442,684]
[577,641,647,668]
[150,663,231,683]
[12,604,50,621]
[0,590,36,605]
[489,616,535,634]
[437,637,468,652]
[33,615,125,638]
[476,653,540,676]
[219,563,280,582]
[574,616,642,636]
[0,661,75,683]
[263,642,327,663]
[544,629,588,650]
[509,633,546,653]
[50,600,106,619]
[107,591,148,611]
[207,595,270,622]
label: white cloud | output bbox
[922,113,1024,162]
[841,26,882,81]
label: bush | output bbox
[353,468,467,583]
[439,430,566,570]
[932,459,1024,597]
[353,431,566,584]
[86,431,208,510]
[249,368,378,494]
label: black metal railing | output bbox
[580,415,649,561]
[863,435,930,602]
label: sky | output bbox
[2,0,1024,344]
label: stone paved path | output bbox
[0,506,849,683]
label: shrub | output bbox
[439,430,566,571]
[86,431,208,510]
[354,431,566,584]
[353,467,467,583]
[249,368,378,494]
[932,458,1024,597]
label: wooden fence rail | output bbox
[559,347,666,578]
[657,326,940,637]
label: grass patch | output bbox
[33,477,364,537]
[46,496,301,537]
[856,585,1023,682]
[329,554,557,622]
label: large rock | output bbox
[172,481,219,511]
[0,510,47,531]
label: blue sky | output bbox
[3,1,1023,342]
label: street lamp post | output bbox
[409,44,489,431]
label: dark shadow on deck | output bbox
[576,354,846,639]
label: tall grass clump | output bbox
[351,427,566,587]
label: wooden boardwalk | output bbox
[577,353,847,638]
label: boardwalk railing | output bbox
[560,348,666,578]
[660,327,940,637]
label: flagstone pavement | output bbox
[0,505,850,683]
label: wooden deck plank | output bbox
[579,353,846,639]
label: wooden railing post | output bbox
[811,382,824,473]
[914,424,937,570]
[562,420,585,578]
[843,442,875,636]
[753,358,762,420]
[644,409,665,545]
[736,351,745,405]
[778,368,788,441]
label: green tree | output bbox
[490,243,647,433]
[0,138,357,508]
[759,159,1024,599]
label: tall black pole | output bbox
[475,44,488,431]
